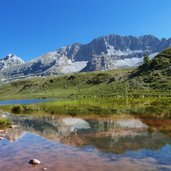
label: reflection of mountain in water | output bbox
[0,126,24,142]
[3,115,171,154]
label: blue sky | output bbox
[0,0,171,61]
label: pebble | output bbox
[42,168,47,170]
[29,159,41,165]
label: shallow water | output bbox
[0,98,54,105]
[1,115,171,171]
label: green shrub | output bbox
[11,105,22,114]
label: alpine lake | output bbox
[0,99,171,171]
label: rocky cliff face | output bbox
[1,34,171,81]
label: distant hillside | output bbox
[0,67,170,116]
[130,48,171,77]
[128,48,171,90]
[0,48,171,100]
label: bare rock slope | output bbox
[1,34,171,81]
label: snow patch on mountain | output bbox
[106,47,144,57]
[61,61,88,73]
[149,52,159,59]
[114,57,143,68]
[114,52,159,68]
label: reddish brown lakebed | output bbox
[1,115,171,171]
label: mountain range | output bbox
[0,34,171,82]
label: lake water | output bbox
[1,115,171,171]
[0,98,54,105]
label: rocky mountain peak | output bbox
[0,54,24,71]
[0,34,171,81]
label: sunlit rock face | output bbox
[1,35,171,81]
[0,54,24,71]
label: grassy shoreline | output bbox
[0,55,170,118]
[1,96,170,118]
[0,118,10,126]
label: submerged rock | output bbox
[29,159,41,165]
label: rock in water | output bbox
[29,159,41,165]
[0,137,5,140]
[9,125,19,128]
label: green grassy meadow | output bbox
[0,48,171,117]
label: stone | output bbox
[9,125,19,128]
[0,137,5,140]
[29,159,41,165]
[42,168,47,170]
[1,112,10,118]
